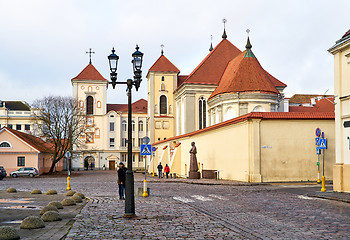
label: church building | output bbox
[147,28,335,182]
[147,29,288,144]
[71,62,148,170]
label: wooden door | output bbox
[109,161,115,170]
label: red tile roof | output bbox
[265,71,287,88]
[342,29,350,38]
[107,99,147,113]
[153,112,334,145]
[177,75,188,87]
[209,50,279,99]
[289,98,335,113]
[288,94,333,105]
[148,55,180,73]
[180,39,242,87]
[72,64,107,81]
[1,127,54,153]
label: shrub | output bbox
[31,189,42,194]
[46,189,57,195]
[48,201,63,209]
[40,205,58,215]
[6,188,16,193]
[41,211,62,222]
[71,194,82,203]
[0,226,20,240]
[61,198,76,206]
[20,216,45,229]
[66,190,76,196]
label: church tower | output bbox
[71,61,108,168]
[147,50,180,143]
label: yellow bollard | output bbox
[142,179,148,197]
[152,170,155,177]
[321,176,326,192]
[67,176,71,190]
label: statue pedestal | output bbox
[189,171,200,179]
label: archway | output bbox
[84,156,95,170]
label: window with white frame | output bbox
[122,120,127,132]
[109,138,115,147]
[138,120,143,131]
[122,138,127,147]
[110,122,115,132]
[132,120,135,132]
[0,141,11,148]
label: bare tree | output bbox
[33,96,86,173]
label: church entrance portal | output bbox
[109,161,116,170]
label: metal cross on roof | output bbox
[222,18,227,39]
[86,48,95,64]
[160,44,164,55]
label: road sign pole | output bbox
[317,154,321,184]
[321,149,326,192]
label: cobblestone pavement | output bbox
[1,171,350,239]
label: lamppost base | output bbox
[123,213,137,219]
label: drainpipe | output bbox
[237,92,240,116]
[37,153,40,175]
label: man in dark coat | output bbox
[157,162,163,178]
[117,162,127,200]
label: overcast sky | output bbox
[0,0,349,104]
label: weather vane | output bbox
[246,29,250,36]
[86,48,95,64]
[160,44,164,55]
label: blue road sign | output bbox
[152,146,157,152]
[141,144,152,156]
[319,138,327,150]
[315,137,320,145]
[316,147,321,155]
[321,132,325,139]
[315,128,321,137]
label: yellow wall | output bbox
[150,118,335,182]
[260,120,334,182]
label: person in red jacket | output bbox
[164,164,170,179]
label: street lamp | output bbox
[108,45,144,217]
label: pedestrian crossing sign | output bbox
[319,138,327,150]
[141,144,152,156]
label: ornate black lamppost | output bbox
[108,45,144,217]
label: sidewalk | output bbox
[137,173,267,186]
[308,190,350,204]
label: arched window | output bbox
[224,107,236,121]
[86,96,94,115]
[138,120,144,132]
[161,83,166,91]
[160,95,167,115]
[161,76,165,81]
[0,141,11,148]
[122,120,127,132]
[198,97,207,129]
[88,86,92,92]
[252,105,266,112]
[97,101,101,108]
[132,120,135,132]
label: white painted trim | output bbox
[0,141,12,148]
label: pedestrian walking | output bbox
[157,162,163,178]
[117,162,127,200]
[164,164,170,179]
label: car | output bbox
[0,166,7,180]
[10,167,38,178]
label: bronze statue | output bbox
[189,142,200,179]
